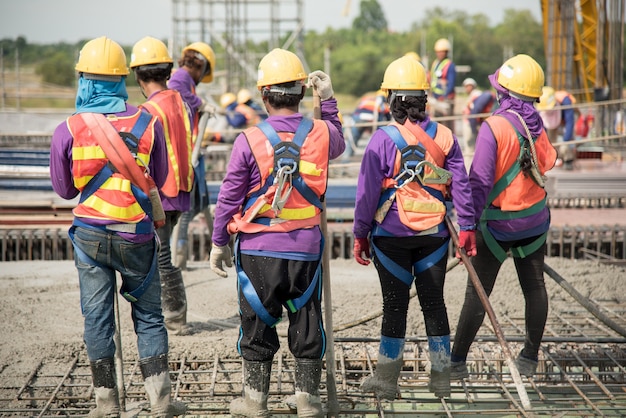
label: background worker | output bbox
[49,36,185,417]
[168,41,215,274]
[220,91,261,132]
[450,54,557,381]
[130,36,194,335]
[461,77,497,152]
[537,86,578,169]
[344,89,391,161]
[208,48,345,417]
[237,88,268,121]
[353,55,476,400]
[429,38,457,132]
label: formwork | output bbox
[1,296,624,417]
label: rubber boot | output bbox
[428,335,451,398]
[160,268,187,334]
[294,358,323,418]
[230,360,272,418]
[174,239,188,271]
[360,336,404,400]
[140,354,186,418]
[87,357,120,418]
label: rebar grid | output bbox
[2,302,625,418]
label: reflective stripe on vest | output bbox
[140,90,194,197]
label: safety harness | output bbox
[480,112,548,263]
[234,118,326,326]
[372,121,453,286]
[70,111,158,302]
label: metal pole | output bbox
[113,277,126,412]
[312,88,339,417]
[444,217,531,411]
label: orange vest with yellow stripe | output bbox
[381,121,453,232]
[485,115,557,211]
[140,90,193,198]
[227,119,330,234]
[67,111,157,223]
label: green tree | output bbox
[36,51,75,87]
[352,0,387,33]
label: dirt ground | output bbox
[1,255,624,379]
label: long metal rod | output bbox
[444,216,531,410]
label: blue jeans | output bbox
[72,226,168,361]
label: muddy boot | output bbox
[427,335,451,398]
[88,357,120,418]
[160,268,187,334]
[294,358,323,418]
[360,336,404,400]
[140,354,186,418]
[230,360,272,418]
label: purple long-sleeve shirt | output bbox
[50,104,168,241]
[212,99,345,255]
[353,116,475,239]
[168,68,202,117]
[470,92,555,241]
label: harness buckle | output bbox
[271,164,295,212]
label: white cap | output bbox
[463,78,477,87]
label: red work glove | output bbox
[353,237,371,266]
[456,230,477,258]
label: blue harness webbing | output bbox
[234,235,324,327]
[70,111,157,302]
[244,118,322,215]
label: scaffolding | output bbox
[170,0,307,97]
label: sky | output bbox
[1,0,541,46]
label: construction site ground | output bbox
[1,254,625,417]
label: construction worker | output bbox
[345,89,391,160]
[130,36,194,335]
[462,77,497,152]
[49,36,185,417]
[208,48,345,417]
[537,86,578,169]
[168,41,215,273]
[353,55,476,400]
[237,87,268,121]
[429,38,457,132]
[220,91,261,131]
[450,55,557,381]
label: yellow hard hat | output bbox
[536,86,557,110]
[380,55,429,92]
[404,51,421,62]
[434,38,451,52]
[220,92,237,108]
[75,36,129,76]
[257,48,307,89]
[182,42,216,83]
[237,88,252,104]
[497,54,544,99]
[130,36,172,68]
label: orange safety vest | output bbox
[67,110,157,223]
[236,103,261,127]
[227,119,330,234]
[485,115,557,211]
[140,90,194,198]
[380,121,453,232]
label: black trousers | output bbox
[156,210,181,273]
[237,254,325,362]
[372,235,450,339]
[452,230,548,361]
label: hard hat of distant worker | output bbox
[434,38,451,52]
[495,54,544,100]
[182,42,216,83]
[257,48,307,91]
[237,88,252,104]
[380,55,429,92]
[536,86,557,110]
[404,51,421,62]
[462,78,477,88]
[130,36,173,68]
[220,92,237,108]
[75,36,129,76]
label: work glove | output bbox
[308,70,334,101]
[456,230,477,259]
[199,99,217,116]
[353,237,371,266]
[209,243,233,278]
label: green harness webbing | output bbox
[480,123,548,263]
